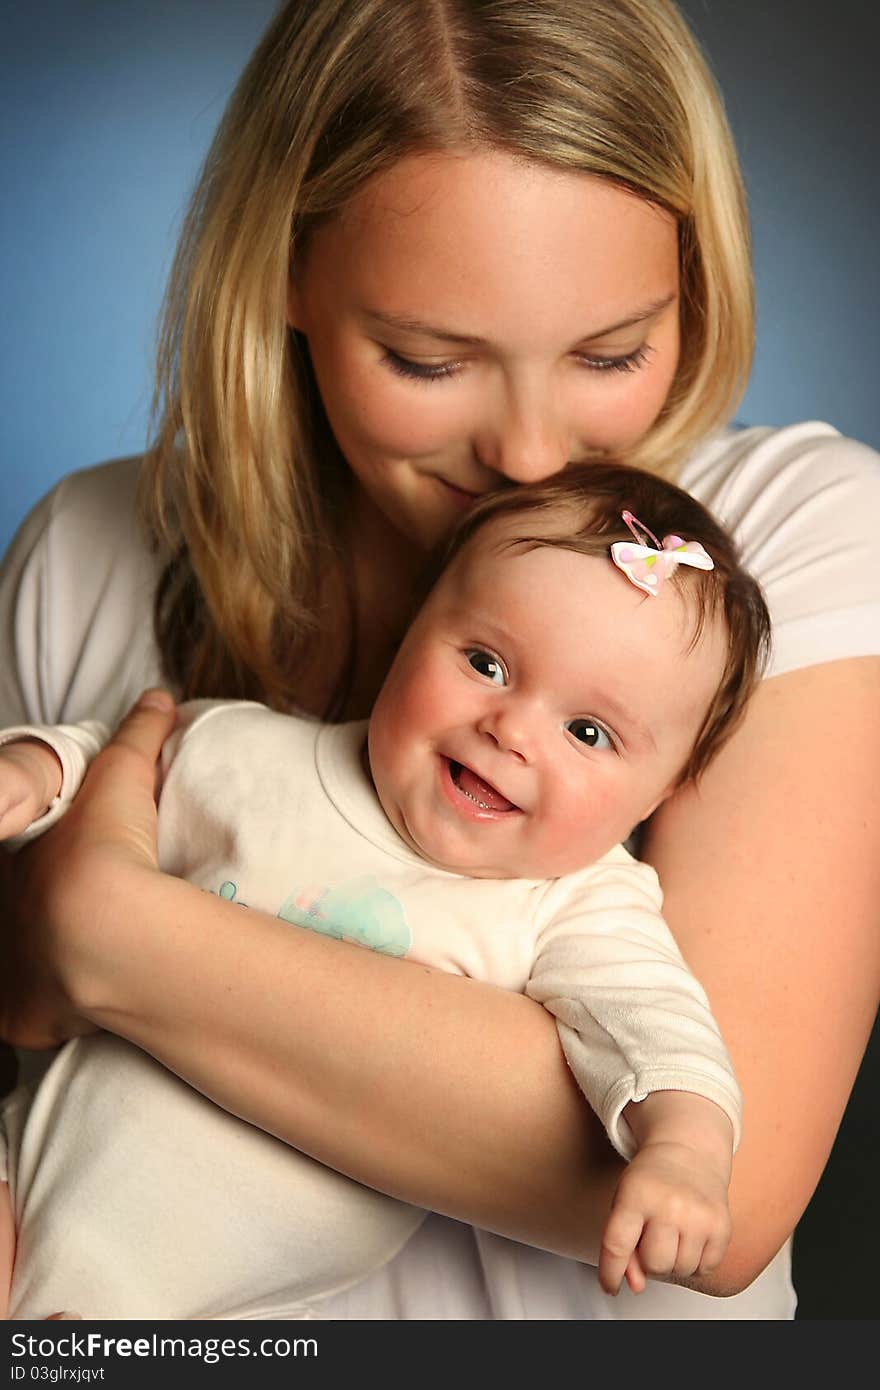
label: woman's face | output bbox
[289,149,681,551]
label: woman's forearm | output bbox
[2,693,618,1262]
[642,659,880,1296]
[80,865,621,1260]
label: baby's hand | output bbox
[599,1140,732,1295]
[0,742,63,841]
[599,1091,735,1296]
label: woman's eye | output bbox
[575,345,652,374]
[466,649,507,685]
[566,718,613,751]
[382,349,461,382]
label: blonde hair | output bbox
[143,0,754,714]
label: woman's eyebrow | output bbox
[363,293,678,348]
[363,309,487,346]
[575,293,679,342]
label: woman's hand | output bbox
[0,691,176,1050]
[1,685,620,1263]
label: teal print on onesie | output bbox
[277,877,412,956]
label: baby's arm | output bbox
[0,723,109,845]
[600,1090,733,1295]
[0,742,62,840]
[526,850,741,1293]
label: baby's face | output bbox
[368,516,727,878]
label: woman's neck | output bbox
[295,486,428,722]
[344,486,427,717]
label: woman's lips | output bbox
[437,478,483,511]
[439,756,520,821]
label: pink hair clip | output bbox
[610,510,714,598]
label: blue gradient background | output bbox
[2,1,878,555]
[1,1,877,1319]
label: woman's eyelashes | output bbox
[575,344,653,374]
[381,343,654,383]
[466,648,507,685]
[382,349,462,382]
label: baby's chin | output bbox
[414,830,629,880]
[390,806,618,879]
[404,832,584,881]
[403,835,528,880]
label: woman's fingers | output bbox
[70,689,177,870]
[111,689,176,757]
[0,691,177,1049]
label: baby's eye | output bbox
[466,649,507,685]
[566,718,613,751]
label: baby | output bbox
[0,462,770,1319]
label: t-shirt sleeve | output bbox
[682,423,880,678]
[526,849,742,1160]
[0,458,164,731]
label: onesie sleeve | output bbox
[526,847,742,1160]
[0,721,110,848]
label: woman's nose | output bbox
[474,396,570,485]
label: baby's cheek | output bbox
[544,782,619,869]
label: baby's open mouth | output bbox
[448,760,518,813]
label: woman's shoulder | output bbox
[0,456,163,727]
[680,423,880,678]
[3,456,148,588]
[680,421,880,534]
[23,454,144,536]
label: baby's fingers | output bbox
[0,790,34,841]
[0,745,61,841]
[0,809,33,841]
[624,1253,647,1295]
[637,1221,681,1279]
[599,1207,645,1295]
[696,1224,731,1275]
[674,1208,731,1279]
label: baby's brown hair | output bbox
[441,462,771,785]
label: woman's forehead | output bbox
[313,149,679,338]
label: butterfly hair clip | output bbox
[610,510,714,598]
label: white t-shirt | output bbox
[2,422,879,1319]
[1,705,741,1320]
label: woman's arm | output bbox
[0,1182,13,1318]
[642,656,880,1295]
[3,695,622,1264]
[6,660,878,1289]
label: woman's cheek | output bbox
[580,374,674,453]
[361,386,470,458]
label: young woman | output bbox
[1,0,878,1319]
